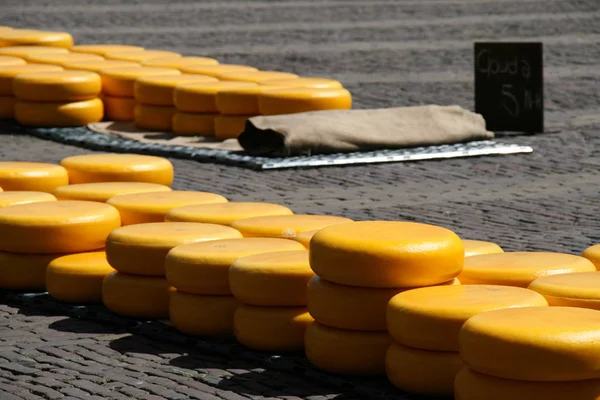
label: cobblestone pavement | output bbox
[1,0,600,398]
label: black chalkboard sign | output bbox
[474,42,543,133]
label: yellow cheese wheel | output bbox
[102,95,136,121]
[259,88,352,115]
[165,238,305,295]
[54,182,171,203]
[142,57,219,69]
[0,191,56,208]
[134,74,218,106]
[165,201,293,226]
[310,221,463,288]
[308,276,460,332]
[234,305,314,351]
[216,85,298,115]
[0,251,63,290]
[0,56,26,67]
[386,342,464,397]
[294,229,318,248]
[387,285,548,351]
[107,190,227,225]
[63,60,140,73]
[25,53,104,67]
[170,290,238,336]
[459,252,597,287]
[0,162,69,192]
[13,71,102,102]
[100,67,180,97]
[60,153,174,186]
[0,30,73,48]
[218,71,299,83]
[230,250,313,306]
[261,77,344,89]
[463,239,504,257]
[460,306,600,381]
[582,244,600,270]
[102,271,173,318]
[528,272,600,310]
[174,81,257,113]
[106,222,242,276]
[305,322,392,375]
[134,104,175,131]
[46,251,114,303]
[0,200,120,254]
[214,115,250,140]
[71,44,145,56]
[171,112,216,136]
[0,96,16,119]
[0,46,68,58]
[15,98,104,127]
[231,214,352,239]
[454,368,600,400]
[105,50,181,63]
[180,64,258,77]
[0,64,63,95]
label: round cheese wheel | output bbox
[294,229,318,248]
[0,64,63,95]
[0,56,26,67]
[234,305,314,351]
[165,238,305,295]
[230,250,313,306]
[104,50,181,63]
[60,153,174,186]
[308,276,460,332]
[70,44,145,56]
[259,88,352,115]
[0,46,68,58]
[460,306,600,381]
[0,30,73,48]
[170,290,238,336]
[214,115,250,140]
[260,77,343,89]
[305,322,392,375]
[218,71,299,83]
[0,200,120,254]
[386,342,464,397]
[459,252,597,287]
[174,81,257,113]
[106,190,227,225]
[25,53,104,67]
[528,272,600,310]
[0,162,69,192]
[15,98,104,127]
[166,202,293,226]
[62,60,140,73]
[0,191,56,208]
[106,222,242,276]
[0,251,63,290]
[13,71,102,102]
[142,57,219,69]
[134,104,175,131]
[582,244,600,270]
[103,95,136,121]
[102,272,173,318]
[463,239,504,257]
[134,74,218,106]
[54,182,171,203]
[216,85,298,115]
[171,112,216,136]
[387,285,548,351]
[46,251,114,303]
[0,96,16,119]
[310,221,463,288]
[231,214,352,239]
[180,64,257,77]
[454,368,600,400]
[100,67,180,97]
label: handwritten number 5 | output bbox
[501,84,519,118]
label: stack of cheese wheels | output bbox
[0,30,74,48]
[455,307,600,400]
[0,161,69,192]
[102,222,242,318]
[528,271,600,310]
[385,285,549,396]
[230,250,315,351]
[459,252,597,287]
[165,238,304,336]
[581,243,600,270]
[462,239,503,257]
[0,200,120,292]
[305,221,464,376]
[165,201,293,226]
